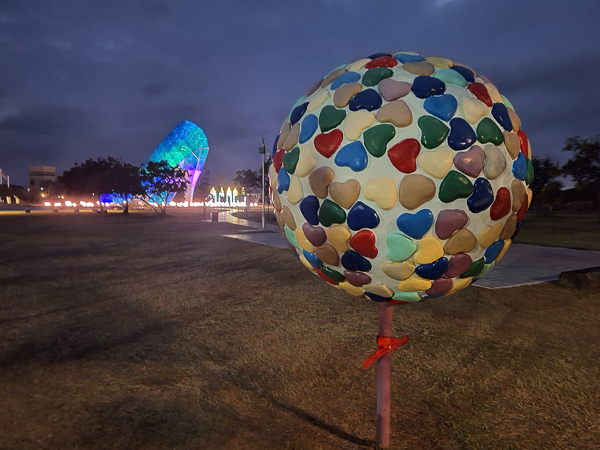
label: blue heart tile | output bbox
[299,114,318,144]
[331,71,361,90]
[492,103,513,131]
[411,76,446,99]
[290,102,308,126]
[467,178,494,213]
[393,52,425,63]
[334,141,368,172]
[484,240,505,263]
[448,117,476,150]
[450,65,475,82]
[396,209,433,239]
[300,195,320,225]
[414,257,449,279]
[276,168,290,194]
[303,250,322,269]
[348,89,382,112]
[512,153,527,181]
[423,94,458,122]
[341,250,372,272]
[347,201,380,230]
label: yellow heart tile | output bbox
[417,146,453,179]
[306,89,330,112]
[444,229,477,255]
[294,227,314,253]
[459,97,487,125]
[295,145,317,177]
[326,224,351,252]
[381,261,415,281]
[363,177,397,210]
[495,239,511,263]
[346,58,370,72]
[477,223,502,249]
[344,110,375,141]
[287,175,303,204]
[339,281,364,297]
[397,274,432,292]
[448,277,472,294]
[363,283,394,298]
[413,235,444,264]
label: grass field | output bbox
[1,211,599,449]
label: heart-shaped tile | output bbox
[467,177,494,213]
[477,223,502,249]
[413,236,444,265]
[302,222,327,247]
[397,274,432,292]
[459,96,487,124]
[418,116,449,149]
[381,261,415,281]
[435,209,468,240]
[517,130,529,157]
[326,224,351,252]
[453,145,485,178]
[344,270,372,287]
[362,67,393,87]
[398,174,436,210]
[417,146,453,179]
[282,122,300,151]
[448,117,476,151]
[388,138,421,173]
[385,232,417,262]
[282,146,300,174]
[512,153,527,181]
[334,141,368,172]
[343,110,375,141]
[490,187,511,220]
[349,229,378,259]
[330,71,361,90]
[308,166,334,199]
[316,269,340,285]
[363,177,397,210]
[492,103,513,131]
[363,124,396,157]
[438,170,473,203]
[282,206,296,230]
[314,129,343,158]
[411,75,446,99]
[347,201,380,230]
[286,174,303,204]
[295,145,318,177]
[333,82,363,108]
[329,179,360,209]
[294,227,314,252]
[341,250,372,272]
[318,199,346,227]
[348,88,382,112]
[423,94,458,122]
[476,118,503,146]
[445,253,473,278]
[377,78,411,102]
[484,240,505,264]
[467,82,492,106]
[319,105,346,132]
[363,283,394,299]
[414,257,449,279]
[299,195,320,225]
[319,266,345,283]
[375,99,413,128]
[314,242,340,266]
[272,148,284,173]
[276,168,290,194]
[444,228,477,255]
[482,144,506,179]
[396,209,433,239]
[298,114,318,144]
[302,249,322,269]
[425,277,454,296]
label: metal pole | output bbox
[260,139,266,229]
[376,302,393,448]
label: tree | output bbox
[232,169,260,192]
[563,135,600,210]
[530,156,562,212]
[60,157,142,213]
[140,160,188,214]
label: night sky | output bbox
[1,0,599,186]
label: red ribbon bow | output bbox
[363,335,409,370]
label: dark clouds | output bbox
[1,0,599,185]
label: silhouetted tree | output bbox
[140,160,188,214]
[233,169,260,192]
[530,156,562,212]
[563,135,600,210]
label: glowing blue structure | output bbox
[145,121,209,202]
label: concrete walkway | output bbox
[217,212,600,290]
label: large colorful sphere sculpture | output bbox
[269,52,533,303]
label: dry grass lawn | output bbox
[0,211,599,449]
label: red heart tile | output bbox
[365,56,398,69]
[517,194,528,222]
[317,269,339,285]
[388,138,420,173]
[517,130,529,158]
[490,187,511,220]
[349,229,378,259]
[467,82,492,107]
[314,129,343,158]
[273,149,284,173]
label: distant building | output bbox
[29,165,57,187]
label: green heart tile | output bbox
[320,266,345,282]
[460,257,485,278]
[418,116,449,149]
[282,146,300,174]
[284,225,299,249]
[476,118,504,145]
[318,199,347,227]
[386,232,417,262]
[392,291,421,302]
[319,105,346,132]
[363,124,396,157]
[438,170,474,203]
[526,158,534,186]
[362,67,393,87]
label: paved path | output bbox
[218,212,600,290]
